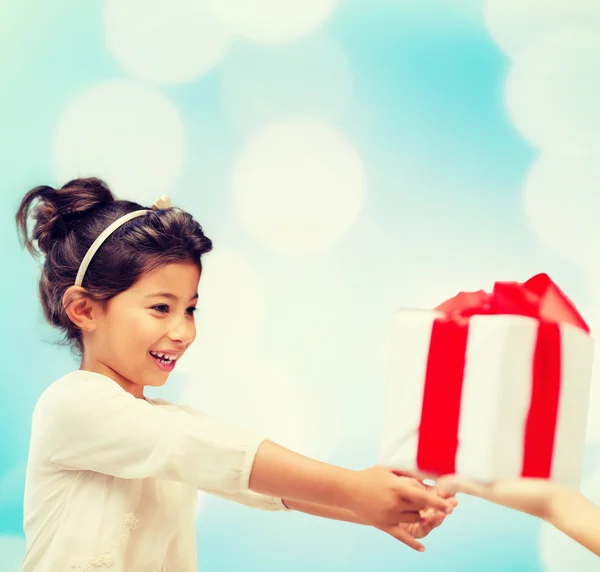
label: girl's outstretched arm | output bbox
[437,475,600,557]
[250,440,454,550]
[281,499,364,524]
[42,373,453,552]
[283,482,454,541]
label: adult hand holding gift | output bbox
[379,273,594,487]
[436,475,600,557]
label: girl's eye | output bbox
[186,307,197,316]
[152,304,170,314]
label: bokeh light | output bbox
[506,29,600,151]
[0,535,26,572]
[484,0,600,58]
[211,0,339,44]
[52,80,185,200]
[522,150,600,266]
[232,120,366,254]
[105,0,232,85]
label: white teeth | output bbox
[150,351,178,362]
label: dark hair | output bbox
[16,177,213,353]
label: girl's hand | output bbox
[392,477,458,548]
[347,467,456,551]
[400,480,458,542]
[436,474,569,520]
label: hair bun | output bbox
[16,177,115,256]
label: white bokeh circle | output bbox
[484,0,600,58]
[522,150,600,266]
[506,29,600,151]
[180,350,326,458]
[53,81,185,201]
[219,34,353,135]
[105,0,232,84]
[175,248,266,355]
[0,536,26,572]
[540,460,600,570]
[210,0,338,44]
[232,120,367,254]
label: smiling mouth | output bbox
[149,351,179,365]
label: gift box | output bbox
[379,274,595,488]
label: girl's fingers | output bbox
[400,487,454,513]
[391,468,427,480]
[395,511,422,524]
[445,495,459,508]
[430,511,447,527]
[386,525,426,552]
[393,473,457,513]
[419,508,449,532]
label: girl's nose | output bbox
[167,317,195,345]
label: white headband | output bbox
[74,195,173,287]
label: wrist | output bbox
[335,469,366,514]
[327,467,361,511]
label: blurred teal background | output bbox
[2,0,600,570]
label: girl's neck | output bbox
[80,354,145,399]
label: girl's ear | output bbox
[63,286,104,333]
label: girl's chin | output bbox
[145,375,169,387]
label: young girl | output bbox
[437,475,600,557]
[16,177,456,571]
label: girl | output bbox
[437,475,600,557]
[16,177,456,571]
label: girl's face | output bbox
[83,261,201,398]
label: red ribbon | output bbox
[416,273,589,477]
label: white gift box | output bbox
[378,309,594,488]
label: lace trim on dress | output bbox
[70,513,138,570]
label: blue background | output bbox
[1,0,599,570]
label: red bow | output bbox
[434,273,590,333]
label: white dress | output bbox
[22,370,288,571]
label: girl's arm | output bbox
[181,401,454,535]
[283,496,453,542]
[282,499,364,524]
[251,440,456,548]
[43,375,453,552]
[249,441,451,525]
